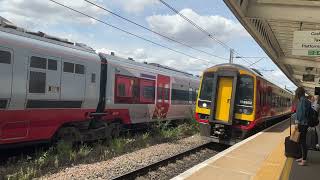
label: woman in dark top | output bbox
[295,87,311,166]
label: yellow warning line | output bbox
[280,157,293,180]
[253,141,293,180]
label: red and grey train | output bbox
[0,20,199,147]
[195,64,293,145]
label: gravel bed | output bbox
[136,148,218,180]
[42,135,211,180]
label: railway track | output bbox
[112,116,290,180]
[112,142,228,180]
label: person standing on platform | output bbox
[295,87,311,166]
[291,96,297,123]
[313,96,320,150]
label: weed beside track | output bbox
[1,118,199,180]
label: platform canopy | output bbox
[224,0,320,94]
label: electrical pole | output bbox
[229,49,234,64]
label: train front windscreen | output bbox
[235,75,254,115]
[198,72,214,108]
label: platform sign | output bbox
[292,31,320,56]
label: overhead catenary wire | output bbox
[84,0,228,61]
[157,0,286,83]
[157,0,258,66]
[48,0,215,66]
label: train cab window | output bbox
[63,62,74,73]
[199,72,214,101]
[48,59,57,70]
[30,56,47,69]
[0,50,11,64]
[235,75,254,115]
[75,64,85,74]
[29,71,46,93]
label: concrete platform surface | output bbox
[290,150,320,180]
[172,120,291,180]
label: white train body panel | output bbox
[0,27,101,110]
[0,23,199,146]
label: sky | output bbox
[0,0,296,90]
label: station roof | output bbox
[224,0,320,94]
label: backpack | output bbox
[307,107,319,127]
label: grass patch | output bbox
[1,118,199,180]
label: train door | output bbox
[210,71,237,124]
[61,60,86,106]
[0,48,13,109]
[153,75,170,119]
[215,77,233,122]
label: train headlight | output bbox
[198,100,211,109]
[235,105,253,115]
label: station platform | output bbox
[172,118,320,180]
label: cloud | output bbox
[146,8,248,47]
[0,0,106,29]
[117,0,158,13]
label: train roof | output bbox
[0,16,198,81]
[0,16,95,54]
[206,63,293,95]
[100,53,199,80]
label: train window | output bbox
[132,84,139,98]
[140,79,155,103]
[235,75,254,115]
[199,72,214,101]
[91,73,96,83]
[157,87,163,99]
[30,56,47,69]
[29,71,46,93]
[116,76,134,98]
[172,89,189,101]
[63,62,74,73]
[0,50,11,64]
[75,64,85,74]
[164,88,170,100]
[0,99,7,109]
[117,84,126,97]
[189,89,193,104]
[192,91,197,102]
[48,59,57,70]
[143,86,155,99]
